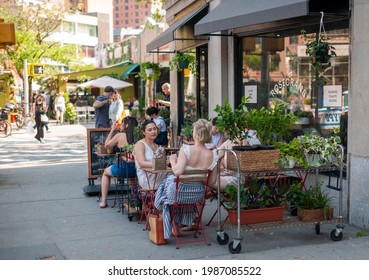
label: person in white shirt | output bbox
[108,90,124,125]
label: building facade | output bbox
[146,0,369,230]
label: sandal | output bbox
[181,217,199,231]
[99,201,108,208]
[171,222,183,237]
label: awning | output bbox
[195,0,349,36]
[120,63,139,80]
[147,4,208,52]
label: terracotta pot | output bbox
[297,207,333,222]
[227,206,285,225]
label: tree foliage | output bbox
[0,4,82,79]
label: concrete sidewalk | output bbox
[0,121,368,260]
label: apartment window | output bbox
[135,19,139,24]
[125,12,129,17]
[135,12,138,16]
[135,4,138,9]
[115,13,119,18]
[125,6,129,10]
[125,20,129,24]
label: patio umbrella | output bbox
[79,76,133,90]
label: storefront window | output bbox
[182,47,208,124]
[240,29,349,131]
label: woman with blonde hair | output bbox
[154,119,218,238]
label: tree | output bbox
[0,4,82,93]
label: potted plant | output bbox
[169,52,198,77]
[294,111,310,125]
[301,29,336,73]
[284,180,304,216]
[274,138,308,168]
[137,61,161,81]
[297,132,342,167]
[223,179,286,225]
[214,96,249,146]
[297,184,333,222]
[246,101,297,146]
[65,102,77,124]
[180,122,194,144]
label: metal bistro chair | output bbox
[113,150,139,219]
[170,169,211,249]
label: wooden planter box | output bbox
[297,208,333,222]
[227,206,285,225]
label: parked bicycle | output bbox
[14,103,27,129]
[0,108,12,137]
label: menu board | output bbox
[87,128,117,180]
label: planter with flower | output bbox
[169,52,198,77]
[223,179,286,225]
[137,61,161,81]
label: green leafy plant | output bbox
[120,144,134,152]
[137,61,161,81]
[169,52,198,77]
[214,96,250,145]
[301,29,336,73]
[246,101,297,145]
[297,184,332,213]
[297,132,342,166]
[64,102,77,121]
[158,108,170,119]
[223,179,285,210]
[180,122,193,139]
[274,138,308,168]
[296,111,310,118]
[284,180,304,212]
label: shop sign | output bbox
[323,85,342,107]
[244,85,257,103]
[270,77,307,98]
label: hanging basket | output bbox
[178,59,189,69]
[145,68,154,75]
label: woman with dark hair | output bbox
[32,94,47,143]
[146,106,168,146]
[99,119,136,208]
[133,119,167,190]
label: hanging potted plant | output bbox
[137,61,161,81]
[301,28,336,73]
[169,52,198,77]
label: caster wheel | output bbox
[217,233,229,245]
[128,215,133,221]
[330,229,343,241]
[315,223,320,234]
[228,241,242,254]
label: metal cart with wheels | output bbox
[215,146,345,254]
